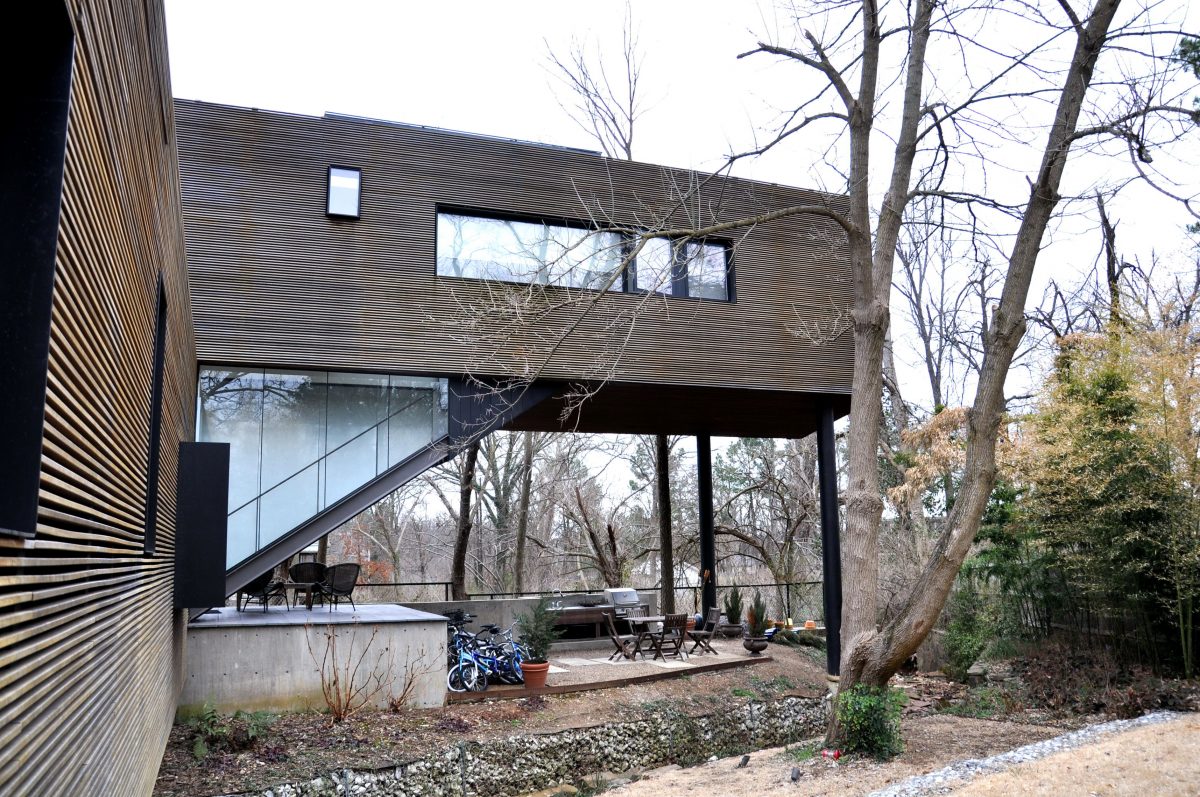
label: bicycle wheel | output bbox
[447,663,469,692]
[469,660,489,692]
[448,661,484,693]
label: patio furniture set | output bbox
[605,606,722,662]
[235,562,360,612]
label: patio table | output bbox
[625,615,666,659]
[288,581,320,611]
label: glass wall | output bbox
[436,211,731,300]
[197,368,448,568]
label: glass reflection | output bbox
[437,213,622,290]
[686,243,729,300]
[635,238,675,295]
[197,367,449,568]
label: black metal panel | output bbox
[447,378,555,444]
[817,400,842,677]
[175,442,230,609]
[0,4,73,537]
[143,276,168,555]
[696,435,718,615]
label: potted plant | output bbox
[517,597,562,689]
[723,586,744,637]
[743,591,770,655]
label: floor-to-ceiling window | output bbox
[197,367,448,567]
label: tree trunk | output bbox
[834,0,1124,707]
[450,440,481,601]
[514,431,534,594]
[656,433,675,612]
[316,534,328,565]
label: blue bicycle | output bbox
[446,620,527,692]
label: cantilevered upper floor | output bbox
[176,100,853,439]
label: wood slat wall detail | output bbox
[0,1,195,795]
[177,102,854,397]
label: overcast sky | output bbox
[165,0,1199,410]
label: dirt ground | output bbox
[952,713,1200,796]
[154,642,829,796]
[607,714,1061,797]
[157,637,1177,797]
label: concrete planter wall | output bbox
[232,695,825,797]
[180,607,448,718]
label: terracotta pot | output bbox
[522,660,550,689]
[686,618,697,632]
[742,636,769,655]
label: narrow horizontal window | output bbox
[437,213,623,291]
[435,210,732,301]
[327,166,361,218]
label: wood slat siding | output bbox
[177,102,854,397]
[0,2,194,795]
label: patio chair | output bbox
[288,561,327,608]
[643,613,689,660]
[319,562,361,611]
[604,610,639,661]
[687,607,722,655]
[236,570,288,613]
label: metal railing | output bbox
[349,579,825,622]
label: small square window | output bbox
[327,166,361,218]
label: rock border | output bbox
[234,695,825,797]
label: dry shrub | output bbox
[1018,641,1195,718]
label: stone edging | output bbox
[228,695,826,797]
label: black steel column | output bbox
[0,5,73,537]
[816,401,842,678]
[696,435,717,615]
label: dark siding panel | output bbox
[0,1,194,794]
[177,102,854,396]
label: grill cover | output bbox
[604,587,640,607]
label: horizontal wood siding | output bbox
[0,1,194,794]
[177,102,853,396]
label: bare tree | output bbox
[733,0,1197,730]
[445,440,480,601]
[546,2,644,161]
[548,6,680,607]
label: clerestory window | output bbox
[435,210,732,300]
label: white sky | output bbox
[165,0,1199,412]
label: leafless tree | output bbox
[735,1,1196,728]
[547,6,681,609]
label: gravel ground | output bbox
[870,711,1183,796]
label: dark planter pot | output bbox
[522,660,550,689]
[742,636,769,655]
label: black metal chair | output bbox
[236,570,288,613]
[288,561,327,608]
[319,562,360,611]
[687,607,722,654]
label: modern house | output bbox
[3,1,852,794]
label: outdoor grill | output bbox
[603,587,641,616]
